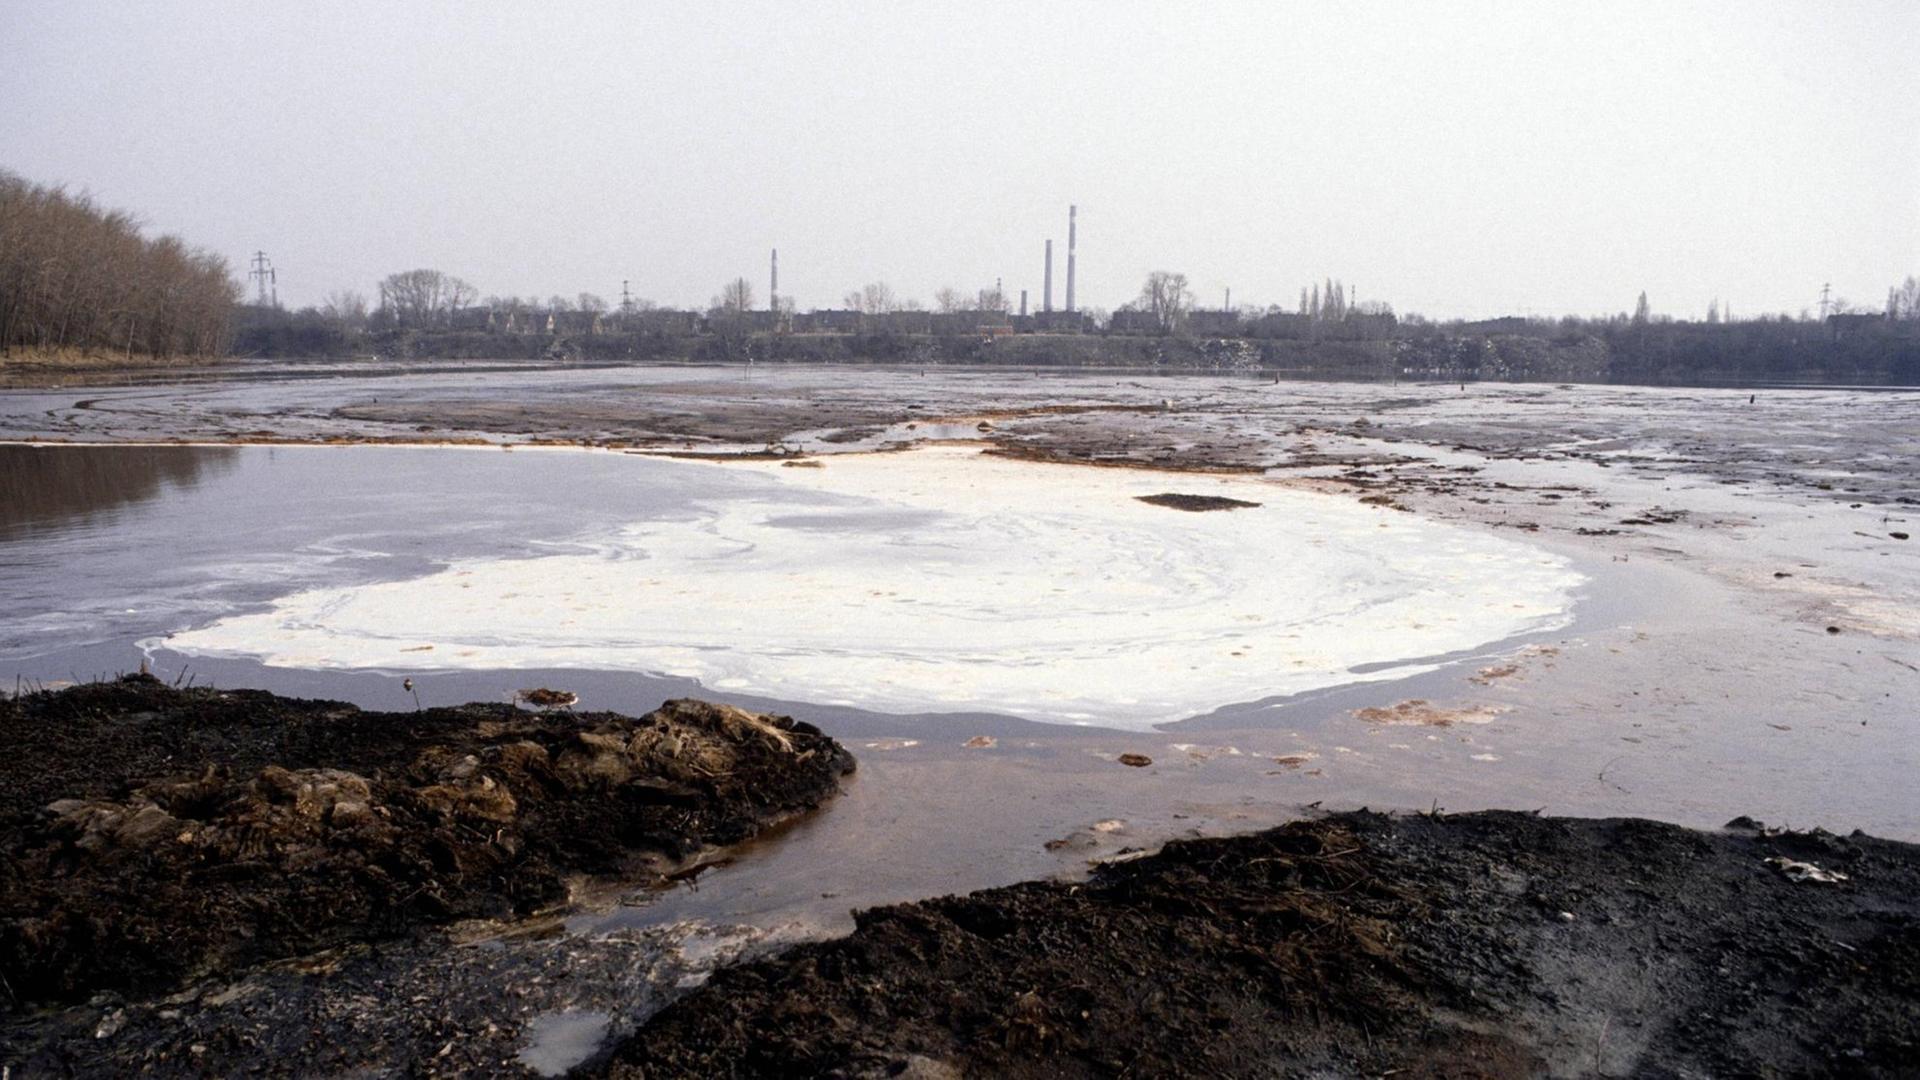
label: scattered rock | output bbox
[1169,743,1242,761]
[1352,700,1504,727]
[1619,507,1687,525]
[1116,753,1153,768]
[515,687,579,709]
[1765,857,1849,884]
[1469,664,1521,685]
[963,736,996,749]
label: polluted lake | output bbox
[3,368,1918,1076]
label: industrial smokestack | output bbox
[1020,289,1028,317]
[1065,205,1077,314]
[770,249,778,313]
[1044,240,1054,313]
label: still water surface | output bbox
[3,442,1580,732]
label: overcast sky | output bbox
[4,1,1915,319]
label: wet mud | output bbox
[602,811,1920,1079]
[1134,492,1262,512]
[0,676,852,1011]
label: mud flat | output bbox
[2,364,1917,1074]
[0,677,851,1072]
[604,810,1920,1079]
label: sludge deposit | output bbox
[163,446,1584,729]
[0,676,853,1009]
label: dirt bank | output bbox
[0,676,853,1009]
[0,348,227,389]
[603,810,1920,1078]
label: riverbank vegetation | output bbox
[0,171,239,363]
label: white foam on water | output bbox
[166,446,1584,729]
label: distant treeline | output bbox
[234,305,1920,385]
[0,171,239,359]
[1393,315,1920,384]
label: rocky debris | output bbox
[515,687,580,709]
[1352,699,1505,726]
[1767,856,1851,884]
[1619,506,1688,525]
[0,676,853,1009]
[1116,753,1153,768]
[595,811,1920,1079]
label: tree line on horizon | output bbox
[3,169,1912,372]
[0,170,238,359]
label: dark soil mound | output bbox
[1134,492,1262,511]
[604,811,1920,1078]
[0,676,853,1009]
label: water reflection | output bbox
[0,445,239,540]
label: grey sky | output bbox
[4,1,1915,319]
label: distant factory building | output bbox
[1184,309,1242,336]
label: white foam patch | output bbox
[166,447,1584,728]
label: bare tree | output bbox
[713,277,755,314]
[844,282,898,314]
[933,287,966,314]
[577,292,609,314]
[321,290,369,335]
[1890,276,1920,321]
[377,269,477,328]
[1632,291,1651,324]
[1137,271,1193,332]
[0,169,239,358]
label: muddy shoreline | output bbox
[605,809,1920,1078]
[0,678,852,1056]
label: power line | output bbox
[248,250,277,308]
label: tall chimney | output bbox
[1043,240,1054,313]
[1020,289,1028,317]
[769,249,778,312]
[1065,205,1077,314]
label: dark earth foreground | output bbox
[602,811,1920,1079]
[3,682,1917,1078]
[0,677,853,1011]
